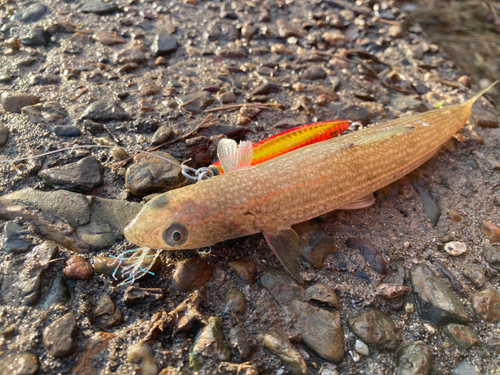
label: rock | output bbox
[123,287,164,307]
[293,220,338,269]
[0,353,39,375]
[229,323,257,360]
[94,30,125,46]
[301,66,327,81]
[376,284,411,299]
[140,82,162,96]
[228,259,258,284]
[3,221,33,254]
[396,341,433,375]
[0,189,91,253]
[410,263,469,325]
[87,196,142,241]
[241,23,257,40]
[347,309,398,351]
[345,238,387,274]
[0,125,9,146]
[481,221,500,242]
[322,30,345,45]
[12,3,47,23]
[452,361,479,375]
[472,103,499,128]
[127,343,158,375]
[22,101,68,123]
[0,74,13,84]
[0,188,90,228]
[412,178,441,225]
[262,331,307,375]
[388,23,405,38]
[189,317,231,372]
[152,31,177,56]
[1,242,58,307]
[337,105,373,125]
[218,91,236,103]
[444,241,467,256]
[249,82,282,96]
[462,265,486,288]
[486,155,500,170]
[18,26,50,47]
[152,124,174,145]
[80,100,129,122]
[223,288,246,315]
[72,332,116,374]
[291,300,345,362]
[448,211,463,222]
[305,283,339,309]
[81,0,117,15]
[40,275,70,311]
[116,48,147,65]
[63,256,93,280]
[354,340,369,356]
[260,270,305,307]
[218,362,258,375]
[176,91,213,113]
[76,221,115,250]
[171,257,214,292]
[54,126,81,137]
[276,19,305,38]
[443,324,478,349]
[94,294,123,330]
[126,151,186,196]
[471,289,500,322]
[1,92,40,113]
[205,21,239,41]
[39,156,104,193]
[94,248,161,282]
[481,247,500,271]
[43,313,77,358]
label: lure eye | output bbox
[163,223,188,246]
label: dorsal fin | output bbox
[217,139,253,173]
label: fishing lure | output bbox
[124,82,497,281]
[182,119,350,181]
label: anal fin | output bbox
[217,139,253,173]
[263,229,303,282]
[339,194,375,210]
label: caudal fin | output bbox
[467,80,498,105]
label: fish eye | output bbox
[163,223,188,246]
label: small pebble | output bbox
[444,241,467,256]
[462,265,486,289]
[128,343,158,375]
[262,331,307,375]
[63,256,93,280]
[471,289,500,322]
[1,92,40,113]
[43,313,77,358]
[354,340,369,356]
[171,257,214,292]
[223,288,246,315]
[376,283,412,299]
[447,211,463,222]
[0,125,9,147]
[228,259,258,283]
[481,221,500,242]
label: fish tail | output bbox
[467,80,498,105]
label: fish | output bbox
[124,83,496,281]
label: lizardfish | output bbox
[124,83,496,281]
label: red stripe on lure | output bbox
[210,119,350,174]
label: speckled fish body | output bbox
[124,86,493,252]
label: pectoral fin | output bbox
[217,139,253,173]
[339,194,375,210]
[263,229,303,282]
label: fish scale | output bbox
[124,84,494,257]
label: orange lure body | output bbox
[210,119,350,173]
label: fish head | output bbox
[124,187,226,250]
